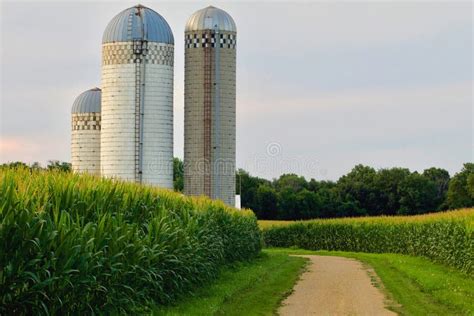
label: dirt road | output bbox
[279,255,396,316]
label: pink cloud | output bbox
[0,137,44,164]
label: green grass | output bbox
[154,248,473,315]
[154,252,307,316]
[267,248,474,316]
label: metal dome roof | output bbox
[102,4,174,44]
[185,6,236,32]
[72,88,101,113]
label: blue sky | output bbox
[0,1,472,180]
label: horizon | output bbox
[1,1,472,181]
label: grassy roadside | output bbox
[153,252,307,316]
[267,248,474,316]
[154,248,473,315]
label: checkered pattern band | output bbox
[185,32,236,49]
[72,113,101,130]
[102,42,174,66]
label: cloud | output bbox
[235,2,472,50]
[237,81,472,179]
[0,1,472,180]
[0,136,41,163]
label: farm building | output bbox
[100,4,174,188]
[71,88,101,175]
[184,6,237,206]
[71,4,238,206]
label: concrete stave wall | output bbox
[184,31,236,206]
[142,63,174,187]
[101,42,174,188]
[101,62,137,181]
[71,113,101,175]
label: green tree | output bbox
[446,163,474,209]
[336,165,380,216]
[374,168,410,215]
[0,161,30,169]
[467,174,474,199]
[237,169,270,211]
[47,160,71,172]
[173,158,184,191]
[296,189,321,219]
[422,167,450,210]
[254,184,278,219]
[31,162,42,170]
[277,188,299,220]
[398,173,437,214]
[308,179,336,192]
[314,186,341,218]
[274,174,307,192]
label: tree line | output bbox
[1,160,72,172]
[3,159,473,220]
[233,163,474,219]
[174,159,473,219]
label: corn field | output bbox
[262,209,474,275]
[0,167,261,314]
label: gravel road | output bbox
[279,255,397,316]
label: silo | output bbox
[71,88,101,175]
[101,4,174,188]
[184,6,237,206]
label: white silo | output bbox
[184,6,237,206]
[101,4,174,188]
[71,88,101,175]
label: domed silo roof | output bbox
[185,6,236,32]
[102,4,174,44]
[72,88,101,113]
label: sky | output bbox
[0,1,472,181]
